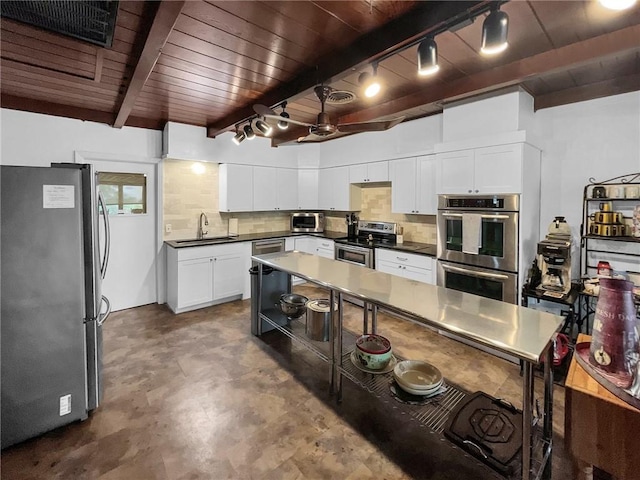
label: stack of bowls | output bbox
[393,360,443,396]
[354,334,392,370]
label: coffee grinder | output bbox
[536,216,572,298]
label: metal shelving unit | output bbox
[580,172,640,279]
[260,311,468,434]
[254,255,557,480]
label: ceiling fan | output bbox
[253,85,405,142]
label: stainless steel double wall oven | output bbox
[437,195,520,304]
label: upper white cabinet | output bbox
[253,166,278,210]
[298,169,319,210]
[436,144,523,195]
[318,166,360,211]
[249,166,300,211]
[349,161,388,183]
[389,155,436,215]
[219,164,253,212]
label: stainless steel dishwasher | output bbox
[251,238,285,265]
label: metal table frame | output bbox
[255,256,558,480]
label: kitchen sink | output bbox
[175,236,235,244]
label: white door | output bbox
[416,155,437,215]
[276,168,299,210]
[213,253,245,300]
[90,159,157,311]
[473,144,523,194]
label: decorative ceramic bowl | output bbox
[355,334,392,370]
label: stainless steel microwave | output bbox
[291,212,324,233]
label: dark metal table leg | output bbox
[522,361,533,480]
[337,291,344,403]
[363,301,369,334]
[543,342,554,479]
[329,289,336,395]
[371,304,378,334]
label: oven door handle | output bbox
[338,245,370,254]
[441,263,509,280]
[441,213,510,220]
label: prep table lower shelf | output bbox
[260,311,552,480]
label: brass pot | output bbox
[592,212,624,224]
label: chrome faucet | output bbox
[197,212,209,239]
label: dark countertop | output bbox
[165,230,436,257]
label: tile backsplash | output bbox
[163,161,435,245]
[163,160,289,240]
[325,184,437,244]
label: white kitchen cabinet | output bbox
[315,238,335,258]
[253,166,278,210]
[389,155,436,215]
[375,248,435,285]
[219,164,253,212]
[212,253,245,300]
[167,242,249,313]
[276,168,299,210]
[436,143,523,195]
[319,166,360,211]
[298,169,318,210]
[253,167,298,211]
[349,161,388,183]
[293,236,334,258]
[294,236,315,254]
[176,258,214,308]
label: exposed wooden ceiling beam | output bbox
[534,73,640,110]
[1,94,167,130]
[113,0,185,128]
[1,94,115,124]
[207,0,492,138]
[337,23,640,125]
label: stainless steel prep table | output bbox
[252,251,564,480]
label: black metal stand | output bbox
[521,282,581,340]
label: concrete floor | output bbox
[1,284,574,479]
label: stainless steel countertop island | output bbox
[252,251,560,480]
[253,251,563,363]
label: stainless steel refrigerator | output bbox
[1,163,111,448]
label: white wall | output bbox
[534,91,640,276]
[1,109,161,166]
[1,109,164,309]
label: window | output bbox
[97,172,147,215]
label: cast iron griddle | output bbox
[444,391,523,475]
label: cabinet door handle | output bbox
[474,190,479,193]
[397,257,408,261]
[468,190,472,193]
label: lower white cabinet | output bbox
[315,239,335,258]
[167,242,250,313]
[294,236,334,258]
[375,248,435,285]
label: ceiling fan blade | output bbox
[337,116,406,133]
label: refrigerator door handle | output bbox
[97,295,111,326]
[98,191,111,279]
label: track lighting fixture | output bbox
[358,63,381,98]
[278,101,290,130]
[255,117,273,136]
[417,37,439,76]
[243,124,255,140]
[231,125,245,145]
[480,7,509,55]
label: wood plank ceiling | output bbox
[1,0,639,146]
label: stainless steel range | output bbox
[335,220,397,268]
